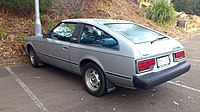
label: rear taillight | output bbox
[137,58,155,73]
[173,51,185,61]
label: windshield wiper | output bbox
[151,36,168,44]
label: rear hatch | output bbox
[105,23,185,74]
[135,38,182,58]
[134,38,185,75]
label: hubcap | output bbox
[85,69,100,91]
[30,51,34,64]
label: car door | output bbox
[70,24,136,87]
[38,22,77,71]
[69,24,120,73]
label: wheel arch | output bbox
[79,58,116,93]
[26,43,35,54]
[79,58,105,75]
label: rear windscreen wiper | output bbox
[151,37,168,44]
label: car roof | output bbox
[61,19,132,25]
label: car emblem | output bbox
[143,54,149,56]
[173,46,181,50]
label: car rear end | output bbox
[133,49,190,89]
[104,22,191,89]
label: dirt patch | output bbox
[0,14,33,66]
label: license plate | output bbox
[157,56,170,68]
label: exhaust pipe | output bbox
[35,0,42,36]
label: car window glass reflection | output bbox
[80,25,119,50]
[51,23,76,41]
[105,23,164,44]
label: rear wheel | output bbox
[29,47,39,68]
[82,63,106,97]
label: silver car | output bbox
[24,19,191,96]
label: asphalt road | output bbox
[1,34,200,112]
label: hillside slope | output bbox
[50,0,185,38]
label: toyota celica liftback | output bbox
[23,19,191,96]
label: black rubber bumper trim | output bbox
[133,61,191,89]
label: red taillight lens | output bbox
[174,51,185,61]
[138,58,155,72]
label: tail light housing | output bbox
[137,58,155,73]
[173,51,185,62]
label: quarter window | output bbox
[51,23,76,41]
[80,25,119,50]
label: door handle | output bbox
[62,45,68,50]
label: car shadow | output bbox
[39,64,165,98]
[15,64,169,107]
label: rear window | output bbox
[105,23,164,44]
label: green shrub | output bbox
[0,26,7,38]
[148,0,176,26]
[71,11,84,19]
[0,0,52,13]
[16,32,26,43]
[39,0,52,13]
[40,14,56,32]
[25,19,35,35]
[41,15,51,31]
[26,19,34,26]
[41,15,51,24]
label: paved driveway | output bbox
[0,34,200,112]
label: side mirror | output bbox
[43,34,49,39]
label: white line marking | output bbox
[168,81,200,93]
[5,67,49,112]
[187,58,200,62]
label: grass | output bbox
[40,14,57,32]
[0,26,7,38]
[16,32,26,42]
[71,11,84,19]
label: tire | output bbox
[29,47,39,68]
[82,63,106,97]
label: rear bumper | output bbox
[133,61,191,89]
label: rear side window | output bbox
[51,23,76,41]
[80,25,119,50]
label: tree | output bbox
[0,0,52,13]
[172,0,200,16]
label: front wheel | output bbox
[82,63,106,97]
[29,47,39,68]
